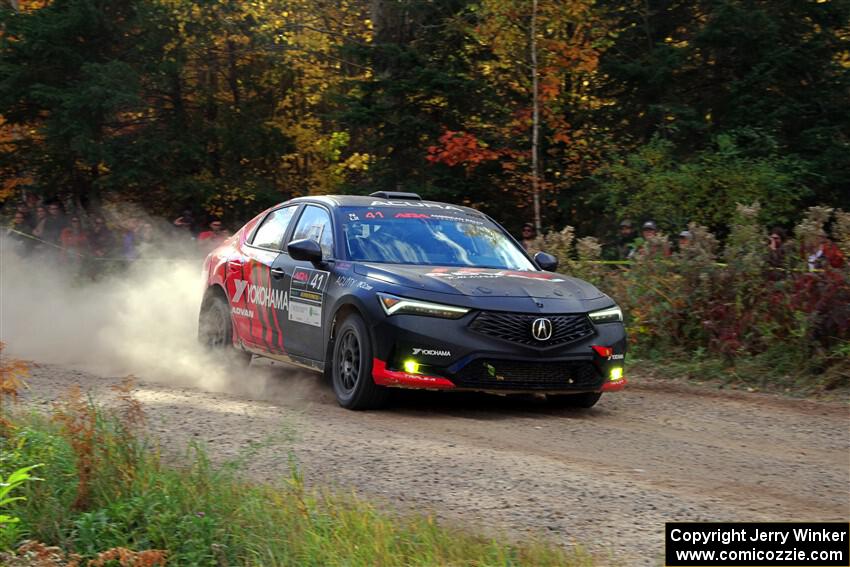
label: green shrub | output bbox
[540,205,850,391]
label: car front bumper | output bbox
[369,310,627,394]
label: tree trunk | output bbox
[531,0,542,232]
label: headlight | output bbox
[589,305,623,324]
[377,293,469,319]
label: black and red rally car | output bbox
[198,192,627,410]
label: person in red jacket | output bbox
[806,235,845,270]
[198,219,230,254]
[59,216,89,263]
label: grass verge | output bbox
[0,382,595,566]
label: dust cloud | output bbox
[0,232,321,402]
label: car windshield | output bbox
[340,207,536,270]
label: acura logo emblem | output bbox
[531,318,553,341]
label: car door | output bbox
[278,204,335,362]
[232,205,298,353]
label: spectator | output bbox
[678,230,692,250]
[807,234,845,271]
[520,222,537,251]
[6,211,35,256]
[59,215,89,262]
[198,219,230,253]
[122,217,140,262]
[15,202,33,229]
[630,220,670,259]
[88,215,115,258]
[30,206,48,247]
[174,209,196,233]
[42,201,68,244]
[615,219,636,260]
[767,226,789,268]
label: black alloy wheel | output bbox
[331,314,388,410]
[198,292,251,368]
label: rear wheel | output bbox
[547,392,602,408]
[332,314,388,410]
[198,292,251,368]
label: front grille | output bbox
[453,360,602,391]
[469,311,595,347]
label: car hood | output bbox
[353,264,604,300]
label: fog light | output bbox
[610,367,623,381]
[403,359,420,374]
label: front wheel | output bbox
[547,392,602,409]
[332,315,388,410]
[198,292,251,368]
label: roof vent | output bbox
[369,191,422,201]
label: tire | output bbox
[547,392,602,409]
[331,314,388,410]
[198,292,252,368]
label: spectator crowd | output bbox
[3,193,231,276]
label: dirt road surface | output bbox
[18,361,850,565]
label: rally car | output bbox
[198,192,627,410]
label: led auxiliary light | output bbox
[377,293,469,319]
[403,359,420,374]
[610,367,624,382]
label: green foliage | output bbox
[1,0,848,232]
[539,206,850,391]
[594,136,809,233]
[0,464,42,548]
[0,402,591,566]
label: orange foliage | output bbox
[50,377,146,510]
[426,130,504,171]
[51,385,98,510]
[89,547,167,567]
[0,342,30,433]
[1,540,166,567]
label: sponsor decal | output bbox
[288,300,322,327]
[425,269,565,282]
[394,212,430,219]
[429,214,484,225]
[348,213,359,221]
[365,211,385,219]
[369,200,463,211]
[289,267,330,327]
[412,348,451,357]
[232,279,288,311]
[336,275,375,291]
[610,353,624,360]
[231,306,255,318]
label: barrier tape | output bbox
[4,227,833,273]
[3,227,192,262]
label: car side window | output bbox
[291,205,334,259]
[251,206,297,250]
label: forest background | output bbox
[2,0,849,388]
[1,0,848,238]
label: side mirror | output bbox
[288,238,323,264]
[534,251,559,272]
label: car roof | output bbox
[286,195,486,217]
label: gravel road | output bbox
[18,360,850,566]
